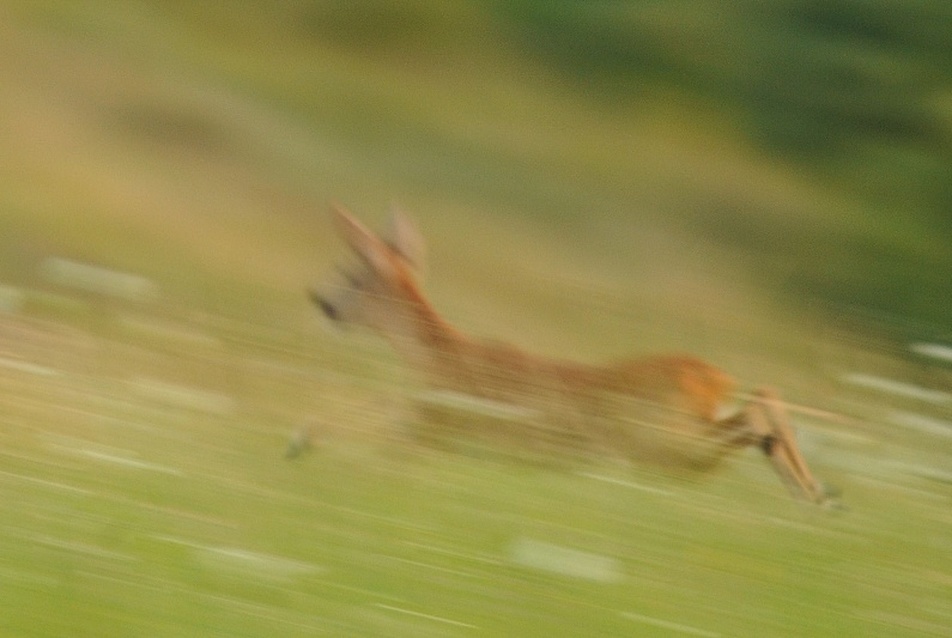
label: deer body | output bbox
[313,205,831,504]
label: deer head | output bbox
[310,203,426,337]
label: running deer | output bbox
[311,204,833,504]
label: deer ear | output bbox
[329,203,396,279]
[384,203,426,273]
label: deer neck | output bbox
[380,281,472,374]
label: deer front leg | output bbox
[711,388,832,504]
[745,387,830,504]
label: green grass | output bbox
[1,280,951,638]
[1,302,949,637]
[1,2,951,636]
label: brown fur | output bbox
[312,204,831,503]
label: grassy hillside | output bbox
[1,2,950,636]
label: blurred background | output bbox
[1,2,950,636]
